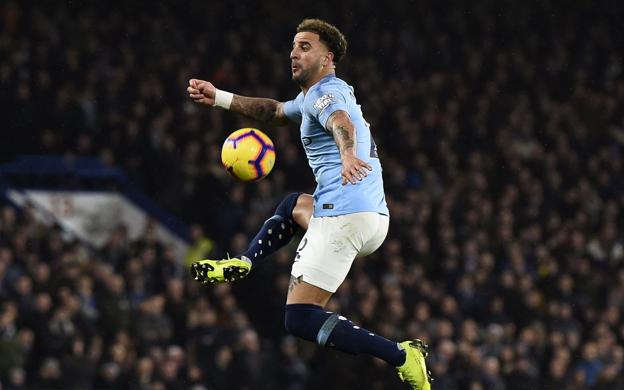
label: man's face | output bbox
[290,32,329,86]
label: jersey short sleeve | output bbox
[308,85,350,131]
[283,92,304,123]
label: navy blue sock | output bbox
[241,192,301,267]
[284,304,406,366]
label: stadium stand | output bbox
[1,0,623,388]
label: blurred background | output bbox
[1,0,624,389]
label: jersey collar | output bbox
[305,73,336,95]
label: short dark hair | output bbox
[297,19,348,63]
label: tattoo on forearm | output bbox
[288,275,303,293]
[334,125,354,152]
[231,96,278,122]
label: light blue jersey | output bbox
[283,74,388,217]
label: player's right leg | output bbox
[190,193,313,284]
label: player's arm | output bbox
[326,110,372,185]
[231,96,290,126]
[187,79,290,126]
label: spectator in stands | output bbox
[0,0,623,388]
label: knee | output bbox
[275,192,302,220]
[284,304,321,341]
[284,304,305,336]
[292,194,313,229]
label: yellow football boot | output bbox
[396,339,432,389]
[190,256,251,285]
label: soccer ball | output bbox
[221,128,276,181]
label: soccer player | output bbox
[187,19,431,389]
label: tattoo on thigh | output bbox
[288,275,303,293]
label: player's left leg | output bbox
[283,213,431,389]
[191,193,313,284]
[285,279,410,364]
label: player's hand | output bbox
[187,79,216,106]
[341,155,372,185]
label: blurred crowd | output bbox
[2,0,624,389]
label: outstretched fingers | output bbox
[342,158,373,185]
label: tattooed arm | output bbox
[229,96,290,126]
[187,78,290,126]
[326,110,373,185]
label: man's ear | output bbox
[323,52,334,67]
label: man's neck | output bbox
[301,69,335,94]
